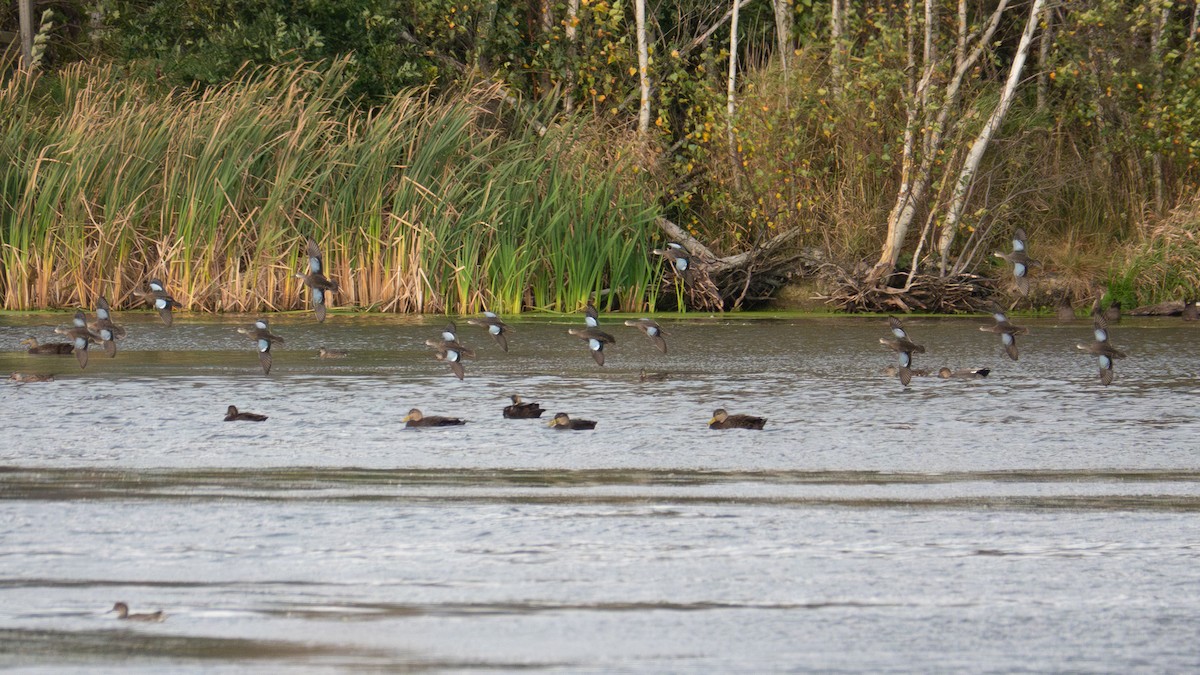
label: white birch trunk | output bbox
[565,0,580,112]
[1150,1,1171,212]
[774,0,793,72]
[830,0,844,98]
[727,0,742,162]
[635,0,651,135]
[937,0,1046,271]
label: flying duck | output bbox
[466,311,511,352]
[624,318,667,354]
[1077,314,1127,386]
[993,228,1038,295]
[236,318,284,375]
[295,237,340,322]
[133,279,182,326]
[879,316,926,386]
[54,311,100,369]
[980,308,1028,361]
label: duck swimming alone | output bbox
[54,311,100,369]
[133,279,182,326]
[110,602,165,622]
[708,408,766,430]
[9,372,55,383]
[224,405,268,422]
[980,309,1027,361]
[318,347,348,358]
[547,412,597,430]
[236,318,284,375]
[937,367,990,379]
[466,311,511,352]
[295,237,340,323]
[20,337,75,355]
[879,316,926,386]
[624,319,668,354]
[993,228,1038,295]
[403,408,465,427]
[1077,314,1127,386]
[503,394,545,419]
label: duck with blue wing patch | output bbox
[878,316,926,386]
[295,237,340,323]
[466,311,511,352]
[625,318,667,354]
[979,307,1027,361]
[1076,314,1127,386]
[993,228,1039,295]
[237,318,284,375]
[54,311,101,369]
[133,278,182,326]
[89,296,124,358]
[569,301,616,366]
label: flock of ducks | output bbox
[6,231,1194,423]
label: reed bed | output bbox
[0,62,663,313]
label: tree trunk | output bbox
[18,0,34,70]
[727,0,742,174]
[1150,1,1171,213]
[564,0,580,112]
[830,0,844,98]
[635,0,651,135]
[937,0,1046,272]
[774,0,793,72]
[1036,3,1054,112]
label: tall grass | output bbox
[0,61,663,313]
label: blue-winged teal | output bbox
[879,316,926,386]
[20,337,74,355]
[653,242,692,281]
[548,412,597,430]
[295,237,340,323]
[569,302,616,366]
[236,319,284,375]
[54,311,100,369]
[404,408,465,427]
[503,394,545,419]
[980,309,1027,361]
[224,405,268,422]
[938,367,990,379]
[89,296,123,358]
[624,319,667,354]
[881,365,930,378]
[110,602,165,622]
[708,408,766,430]
[993,228,1038,295]
[426,331,475,380]
[133,279,182,326]
[466,312,511,352]
[1077,314,1127,386]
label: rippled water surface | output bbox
[2,312,1199,671]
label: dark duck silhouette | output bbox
[1183,299,1199,322]
[1077,314,1127,386]
[20,337,75,355]
[54,311,101,369]
[980,308,1027,361]
[1056,294,1076,322]
[403,408,465,427]
[548,412,597,430]
[466,311,511,352]
[624,318,667,354]
[708,408,766,430]
[568,301,616,366]
[938,367,990,379]
[879,316,926,386]
[503,394,545,419]
[237,318,284,375]
[295,237,339,322]
[133,279,182,326]
[993,228,1038,295]
[109,602,165,622]
[224,405,268,422]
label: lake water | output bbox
[2,312,1199,672]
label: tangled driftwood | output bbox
[821,266,997,313]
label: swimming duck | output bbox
[1183,300,1198,322]
[569,302,616,366]
[638,368,670,382]
[20,337,75,355]
[879,316,926,386]
[89,296,123,358]
[236,318,284,375]
[109,602,165,622]
[318,347,349,358]
[466,312,511,352]
[295,237,340,323]
[547,412,597,430]
[503,394,545,419]
[993,228,1038,295]
[1056,294,1076,322]
[9,372,55,383]
[403,408,465,427]
[54,311,101,369]
[224,405,268,422]
[980,309,1027,361]
[624,319,667,354]
[1077,314,1127,386]
[653,242,692,281]
[937,367,991,379]
[708,408,766,430]
[133,279,182,326]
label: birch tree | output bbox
[635,0,651,135]
[727,0,743,161]
[937,0,1047,272]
